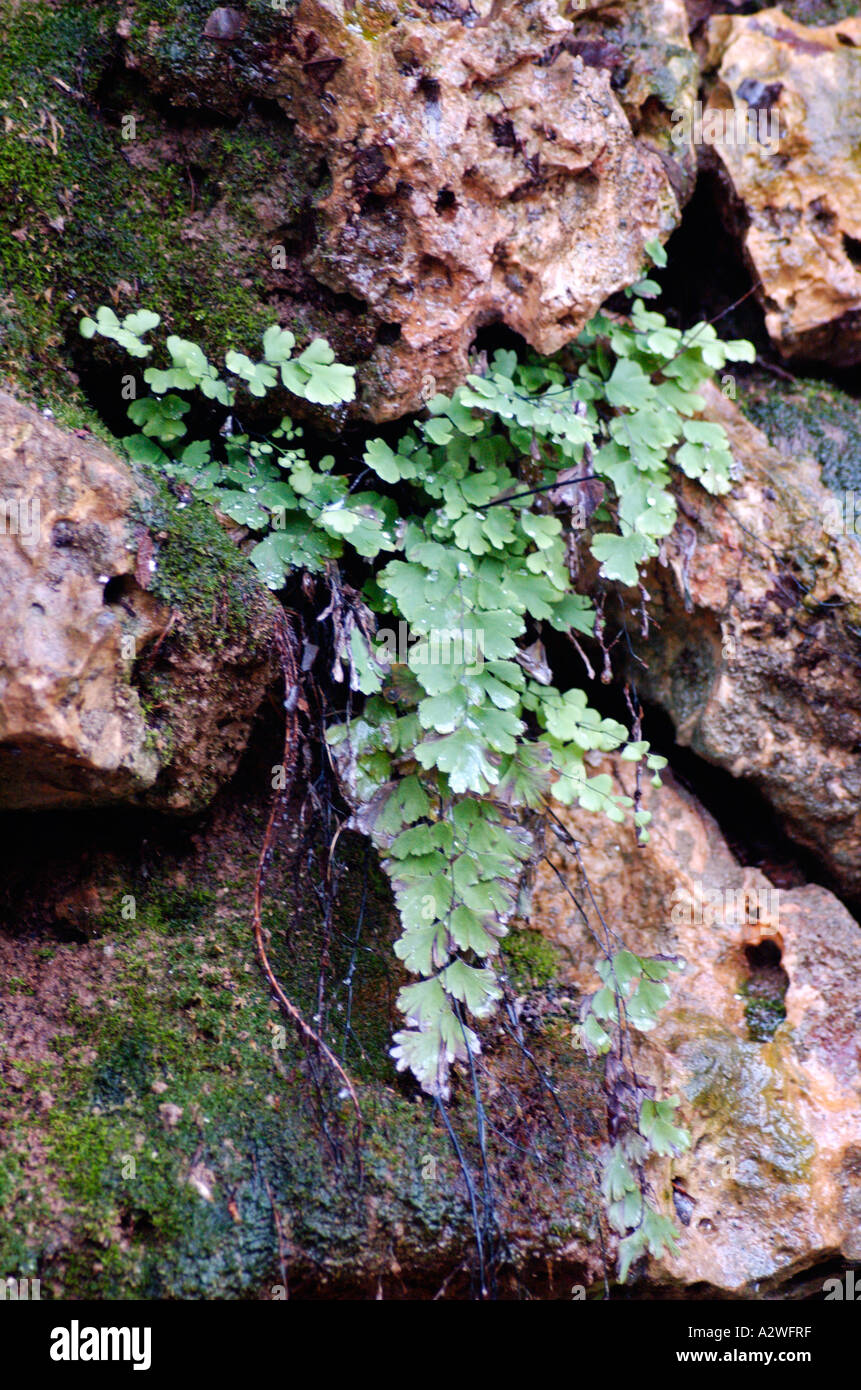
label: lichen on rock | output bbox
[531,753,861,1293]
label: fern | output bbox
[80,281,754,1278]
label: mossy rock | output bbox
[737,370,861,497]
[128,467,281,812]
[0,802,608,1298]
[502,928,560,992]
[0,0,375,421]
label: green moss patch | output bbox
[502,929,560,992]
[739,372,861,497]
[0,0,366,418]
[0,807,604,1298]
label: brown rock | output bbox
[273,0,697,417]
[704,7,861,364]
[626,381,861,900]
[531,753,861,1292]
[0,392,277,812]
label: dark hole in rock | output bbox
[435,187,457,214]
[360,191,389,217]
[376,321,401,345]
[51,519,77,548]
[103,574,139,608]
[746,937,781,969]
[353,144,387,190]
[843,234,861,269]
[489,115,518,149]
[119,1206,156,1240]
[418,75,441,104]
[809,198,836,233]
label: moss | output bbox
[119,466,278,808]
[0,813,606,1296]
[118,0,299,113]
[0,857,461,1296]
[738,371,861,497]
[0,0,365,418]
[130,475,270,649]
[740,979,787,1044]
[502,929,560,991]
[4,975,34,997]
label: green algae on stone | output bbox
[738,371,861,498]
[0,817,606,1296]
[119,470,279,812]
[130,479,271,649]
[118,0,299,115]
[740,979,787,1043]
[679,1026,814,1186]
[0,866,464,1297]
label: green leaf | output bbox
[618,1229,647,1283]
[644,237,667,269]
[583,1012,611,1053]
[262,324,296,363]
[605,358,654,411]
[626,977,671,1031]
[603,1144,638,1203]
[225,350,277,397]
[592,986,618,1022]
[589,531,646,587]
[415,727,499,795]
[124,309,160,335]
[639,1097,690,1156]
[127,393,189,443]
[281,338,356,405]
[365,438,406,484]
[441,959,502,1019]
[122,434,168,468]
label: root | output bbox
[251,607,363,1165]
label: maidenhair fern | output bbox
[80,270,754,1279]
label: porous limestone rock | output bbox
[624,380,861,900]
[2,0,697,422]
[531,753,861,1292]
[268,0,697,415]
[703,7,861,365]
[0,392,277,812]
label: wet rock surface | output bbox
[0,788,607,1299]
[267,0,696,416]
[3,1,695,422]
[623,381,861,901]
[531,753,861,1292]
[2,0,861,1305]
